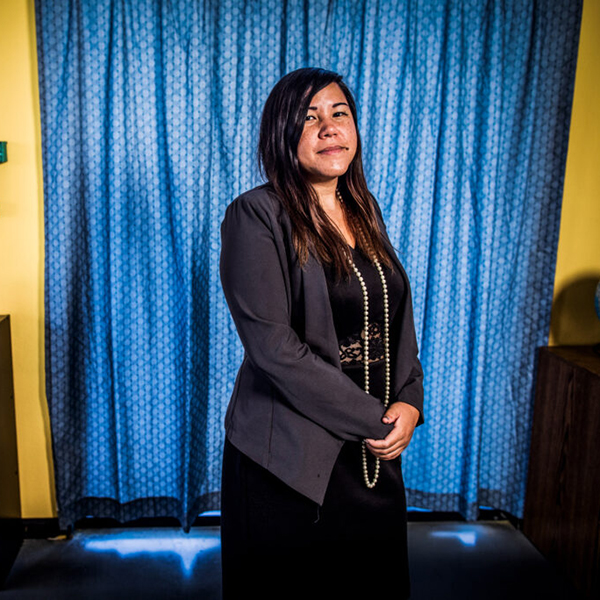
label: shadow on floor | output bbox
[408,522,579,600]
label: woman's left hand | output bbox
[364,402,420,460]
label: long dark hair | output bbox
[258,67,391,278]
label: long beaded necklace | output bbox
[336,189,391,489]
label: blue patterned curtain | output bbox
[36,0,582,529]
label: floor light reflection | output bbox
[82,530,220,575]
[430,529,477,546]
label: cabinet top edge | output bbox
[541,346,600,377]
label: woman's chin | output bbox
[305,167,351,185]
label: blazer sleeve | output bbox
[390,275,425,426]
[220,193,393,442]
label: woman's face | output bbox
[296,83,358,185]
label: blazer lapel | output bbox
[301,255,342,369]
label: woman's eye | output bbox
[305,114,316,121]
[334,111,348,117]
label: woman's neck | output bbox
[311,177,355,248]
[311,178,339,212]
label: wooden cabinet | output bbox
[523,346,600,600]
[0,315,22,588]
[0,315,20,519]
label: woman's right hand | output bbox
[364,401,420,460]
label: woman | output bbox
[219,67,423,599]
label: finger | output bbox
[366,426,412,450]
[378,450,402,460]
[377,441,406,458]
[372,430,412,453]
[368,444,406,460]
[366,435,402,451]
[379,439,408,457]
[366,437,407,457]
[365,438,387,449]
[382,404,403,424]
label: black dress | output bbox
[320,245,410,596]
[221,246,410,599]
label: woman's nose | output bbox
[319,117,338,137]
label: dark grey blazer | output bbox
[220,184,423,505]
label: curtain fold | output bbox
[36,0,582,529]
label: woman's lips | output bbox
[317,146,346,155]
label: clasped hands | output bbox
[365,402,420,461]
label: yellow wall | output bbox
[0,0,56,518]
[549,0,600,346]
[0,0,595,520]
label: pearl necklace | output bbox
[336,190,391,489]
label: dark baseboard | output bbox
[21,518,61,539]
[477,508,523,529]
[406,508,522,528]
[14,510,522,538]
[407,510,465,522]
[72,514,221,531]
[5,515,218,542]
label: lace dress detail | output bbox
[339,321,385,365]
[324,245,404,400]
